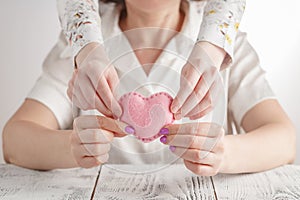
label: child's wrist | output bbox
[75,42,102,68]
[195,41,226,70]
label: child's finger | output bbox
[76,73,113,116]
[94,94,113,117]
[73,84,91,111]
[94,77,122,118]
[180,68,216,117]
[171,62,200,114]
[107,67,122,118]
[186,76,222,118]
[188,106,213,120]
[184,92,211,118]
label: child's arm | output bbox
[57,0,245,66]
[57,1,122,118]
[197,0,246,68]
[171,0,246,119]
[57,0,103,58]
[57,0,246,62]
[57,1,246,119]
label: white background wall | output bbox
[0,1,299,164]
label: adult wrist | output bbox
[219,134,235,173]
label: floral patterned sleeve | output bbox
[57,0,245,64]
[197,0,246,65]
[57,0,103,57]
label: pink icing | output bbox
[119,92,174,143]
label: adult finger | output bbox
[74,115,133,136]
[77,154,109,168]
[184,160,218,176]
[81,143,111,156]
[77,129,114,144]
[97,115,134,136]
[161,134,219,151]
[163,123,223,138]
[172,147,218,166]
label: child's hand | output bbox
[171,42,226,120]
[67,43,122,118]
[159,123,225,176]
[71,115,134,168]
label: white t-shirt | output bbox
[27,1,275,164]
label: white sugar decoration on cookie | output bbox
[119,92,174,143]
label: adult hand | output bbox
[71,115,135,168]
[159,123,225,176]
[67,42,122,118]
[171,41,226,120]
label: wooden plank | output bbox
[94,164,216,200]
[0,164,99,200]
[212,165,300,200]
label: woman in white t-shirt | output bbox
[3,0,296,176]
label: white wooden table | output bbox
[0,164,300,200]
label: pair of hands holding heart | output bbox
[71,115,225,176]
[67,42,224,121]
[67,41,226,175]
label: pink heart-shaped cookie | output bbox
[119,92,174,142]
